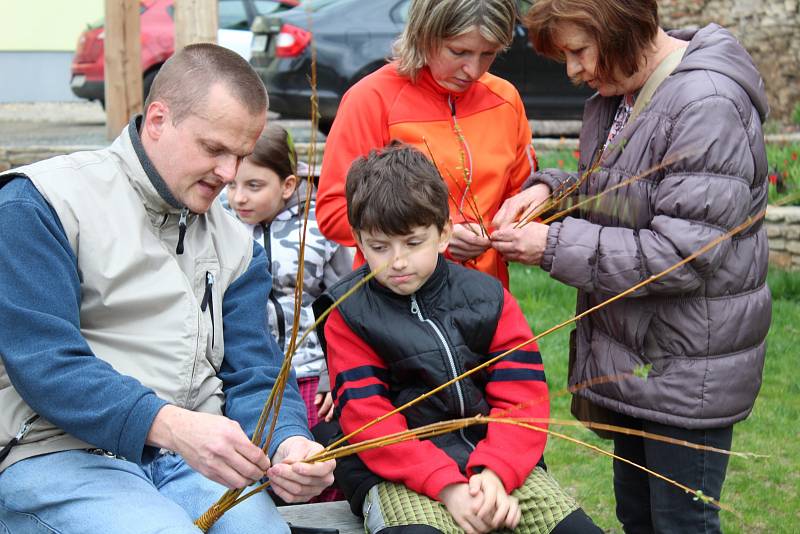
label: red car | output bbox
[70,0,299,106]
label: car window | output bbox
[252,1,293,14]
[219,0,249,30]
[391,0,411,24]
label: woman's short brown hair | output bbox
[393,0,518,80]
[524,0,659,83]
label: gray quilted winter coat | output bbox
[530,24,771,429]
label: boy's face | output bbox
[355,222,452,296]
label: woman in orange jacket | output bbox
[316,0,536,289]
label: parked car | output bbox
[249,0,592,134]
[70,0,299,107]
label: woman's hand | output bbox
[490,222,549,266]
[449,223,491,262]
[492,183,552,229]
[439,483,491,534]
[469,469,521,531]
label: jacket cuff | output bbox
[523,169,572,194]
[541,222,562,273]
[421,465,468,501]
[119,393,168,463]
[316,372,331,394]
[467,451,523,494]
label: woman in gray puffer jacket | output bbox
[491,1,770,533]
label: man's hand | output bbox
[438,483,491,534]
[448,223,491,262]
[314,392,334,422]
[267,436,335,503]
[492,183,552,229]
[490,221,550,266]
[469,469,521,531]
[146,405,269,489]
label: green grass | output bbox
[510,265,800,533]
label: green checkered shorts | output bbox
[362,467,579,534]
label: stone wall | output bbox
[766,206,800,270]
[660,0,800,124]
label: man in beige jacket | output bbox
[0,44,333,533]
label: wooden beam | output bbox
[175,0,218,51]
[104,0,142,140]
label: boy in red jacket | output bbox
[314,144,599,534]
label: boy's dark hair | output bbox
[249,122,298,180]
[346,142,449,236]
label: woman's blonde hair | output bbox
[393,0,518,80]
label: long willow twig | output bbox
[216,203,773,519]
[325,206,770,454]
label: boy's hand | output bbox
[314,392,335,422]
[438,483,491,534]
[469,469,521,530]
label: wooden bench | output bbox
[279,501,363,534]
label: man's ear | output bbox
[281,174,298,201]
[438,220,453,253]
[142,101,170,141]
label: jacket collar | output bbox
[367,254,449,302]
[109,115,185,214]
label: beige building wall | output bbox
[0,0,104,52]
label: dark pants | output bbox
[611,412,733,534]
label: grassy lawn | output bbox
[510,264,800,533]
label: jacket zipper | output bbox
[176,207,189,254]
[410,294,475,450]
[448,95,475,215]
[0,414,39,463]
[200,271,215,347]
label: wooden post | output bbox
[175,0,218,51]
[104,0,142,140]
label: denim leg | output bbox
[154,452,290,534]
[612,414,653,534]
[0,450,200,534]
[642,421,732,534]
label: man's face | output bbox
[143,83,266,213]
[356,223,452,296]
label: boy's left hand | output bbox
[315,392,334,422]
[468,469,521,530]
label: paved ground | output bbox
[0,101,583,150]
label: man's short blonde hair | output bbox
[393,0,518,80]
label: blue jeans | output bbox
[0,449,290,534]
[611,412,733,534]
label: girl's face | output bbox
[227,158,296,225]
[426,27,502,93]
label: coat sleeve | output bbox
[0,178,167,463]
[543,95,759,296]
[466,290,548,493]
[219,242,312,458]
[326,309,467,500]
[316,81,391,247]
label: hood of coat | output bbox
[670,23,769,121]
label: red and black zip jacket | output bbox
[314,256,549,506]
